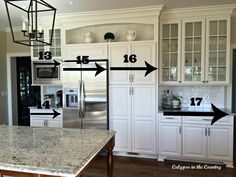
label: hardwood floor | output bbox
[83,156,236,177]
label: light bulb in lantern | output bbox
[22,21,26,31]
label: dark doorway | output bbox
[16,57,40,126]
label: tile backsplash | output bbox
[159,86,225,108]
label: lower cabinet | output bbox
[110,85,156,155]
[31,118,62,128]
[182,124,207,158]
[158,114,233,165]
[30,108,63,128]
[159,123,181,156]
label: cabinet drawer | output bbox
[159,113,181,123]
[183,116,233,125]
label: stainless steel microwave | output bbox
[32,61,61,85]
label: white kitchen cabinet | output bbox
[160,20,181,84]
[109,85,132,152]
[132,85,156,154]
[160,14,231,85]
[207,126,233,161]
[31,118,62,128]
[31,28,61,60]
[109,42,156,85]
[109,85,156,154]
[159,123,182,156]
[108,43,131,84]
[182,18,205,84]
[182,116,233,162]
[30,108,63,128]
[63,44,108,61]
[182,124,207,158]
[205,16,231,84]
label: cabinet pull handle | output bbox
[178,80,181,83]
[131,74,134,83]
[205,127,207,136]
[208,128,210,136]
[129,87,131,95]
[202,80,205,83]
[179,126,182,134]
[205,80,209,83]
[129,74,131,83]
[131,87,134,95]
[165,117,175,119]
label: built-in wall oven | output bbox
[32,61,61,85]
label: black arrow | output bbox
[30,109,61,119]
[53,59,61,69]
[211,103,229,125]
[63,62,106,76]
[110,61,157,76]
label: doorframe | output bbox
[6,52,30,126]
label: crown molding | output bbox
[39,5,164,25]
[161,4,236,19]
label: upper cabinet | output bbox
[182,18,205,84]
[205,17,230,84]
[109,42,156,85]
[31,28,61,60]
[160,6,234,85]
[160,20,181,84]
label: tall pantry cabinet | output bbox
[109,41,156,155]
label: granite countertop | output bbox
[0,125,115,177]
[159,107,231,116]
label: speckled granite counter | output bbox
[159,107,215,116]
[0,125,115,177]
[159,107,232,116]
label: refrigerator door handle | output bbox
[81,81,86,118]
[79,80,83,117]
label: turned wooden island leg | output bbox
[106,136,115,177]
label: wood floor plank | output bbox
[83,156,236,177]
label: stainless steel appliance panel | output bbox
[81,61,108,130]
[63,109,81,128]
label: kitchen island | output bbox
[0,125,115,177]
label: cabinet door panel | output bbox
[205,17,230,84]
[109,44,131,84]
[133,120,155,154]
[132,85,155,121]
[182,19,205,84]
[182,124,207,158]
[111,119,131,152]
[132,42,156,84]
[31,118,45,127]
[207,126,233,161]
[159,123,181,156]
[109,86,131,120]
[160,21,181,84]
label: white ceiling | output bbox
[1,0,236,29]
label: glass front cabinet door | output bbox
[160,20,181,84]
[206,17,230,84]
[182,19,205,84]
[31,28,61,60]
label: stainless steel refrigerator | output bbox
[62,60,108,130]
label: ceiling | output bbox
[1,0,236,29]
